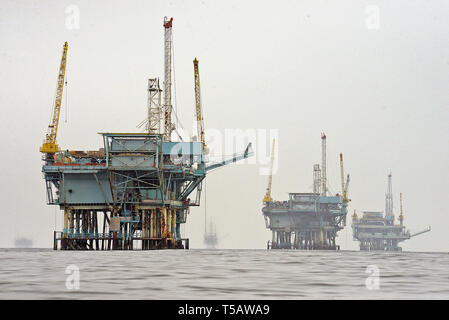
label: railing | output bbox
[56,232,125,239]
[53,231,190,250]
[53,163,106,166]
[264,201,289,209]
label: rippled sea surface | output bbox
[0,249,448,299]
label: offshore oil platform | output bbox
[262,134,350,250]
[40,17,253,250]
[14,237,33,248]
[203,193,218,248]
[352,173,431,251]
[203,221,218,249]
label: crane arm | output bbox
[40,41,68,154]
[263,139,275,203]
[410,226,431,238]
[399,192,404,225]
[344,174,350,195]
[193,58,207,154]
[205,143,254,171]
[339,153,350,203]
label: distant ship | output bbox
[14,237,33,248]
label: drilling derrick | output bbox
[163,17,174,141]
[321,133,327,196]
[352,173,431,251]
[41,19,254,251]
[385,173,394,225]
[262,134,348,250]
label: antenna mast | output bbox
[385,173,394,225]
[321,133,327,196]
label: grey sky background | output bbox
[0,0,448,251]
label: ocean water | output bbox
[0,249,448,299]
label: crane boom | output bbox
[193,58,207,154]
[340,153,349,203]
[40,41,68,154]
[410,226,431,238]
[263,139,275,203]
[385,173,394,220]
[344,174,350,195]
[206,143,253,172]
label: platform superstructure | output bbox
[352,174,430,251]
[40,18,253,250]
[262,134,349,250]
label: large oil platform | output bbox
[40,18,253,250]
[262,134,350,250]
[352,173,431,251]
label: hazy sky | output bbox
[0,0,448,251]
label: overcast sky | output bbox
[0,0,448,251]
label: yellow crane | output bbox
[339,153,350,203]
[193,58,207,154]
[40,42,68,154]
[263,139,276,203]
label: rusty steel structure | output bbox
[352,174,431,251]
[262,134,349,250]
[42,18,253,250]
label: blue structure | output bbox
[44,133,252,250]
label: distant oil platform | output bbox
[262,134,350,250]
[203,221,218,249]
[352,173,430,251]
[202,184,218,249]
[14,237,33,248]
